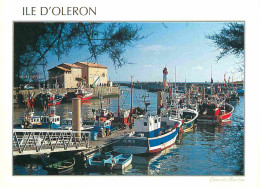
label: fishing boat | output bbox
[91,98,114,136]
[236,86,244,96]
[113,109,131,126]
[21,111,41,129]
[85,152,113,169]
[60,112,94,131]
[218,103,234,122]
[43,157,75,174]
[106,154,133,170]
[226,91,240,103]
[197,102,234,124]
[40,106,61,129]
[48,93,63,106]
[34,91,63,108]
[180,108,199,133]
[113,88,131,126]
[112,114,182,154]
[75,88,92,102]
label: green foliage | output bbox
[206,23,244,61]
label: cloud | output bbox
[144,64,153,67]
[193,66,203,70]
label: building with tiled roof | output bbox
[47,61,108,88]
[48,63,82,89]
[58,63,82,69]
[74,62,108,87]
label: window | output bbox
[57,118,59,121]
[144,122,147,126]
[155,119,157,123]
[158,118,161,122]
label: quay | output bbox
[13,86,119,105]
[118,81,244,92]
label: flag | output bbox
[224,73,227,87]
[211,77,213,84]
[217,84,221,92]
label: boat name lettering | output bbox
[123,139,135,143]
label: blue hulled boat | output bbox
[85,152,113,169]
[113,115,182,154]
[107,154,133,170]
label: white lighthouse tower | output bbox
[163,67,168,89]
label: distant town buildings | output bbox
[48,62,108,89]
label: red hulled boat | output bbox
[197,102,234,124]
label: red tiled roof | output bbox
[59,63,82,69]
[75,61,107,69]
[48,66,71,72]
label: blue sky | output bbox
[46,22,244,83]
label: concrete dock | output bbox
[13,86,119,105]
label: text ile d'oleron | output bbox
[22,6,96,16]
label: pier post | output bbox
[157,91,162,108]
[202,87,205,99]
[72,98,81,142]
[188,89,190,104]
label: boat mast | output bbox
[130,75,134,118]
[210,64,212,104]
[118,86,120,117]
[175,66,179,118]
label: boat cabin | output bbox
[96,108,109,117]
[30,116,41,124]
[93,119,111,132]
[40,106,61,128]
[134,115,161,138]
[22,112,42,128]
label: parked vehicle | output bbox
[24,84,34,90]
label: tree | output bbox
[206,22,244,62]
[14,22,146,86]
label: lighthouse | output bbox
[163,67,168,89]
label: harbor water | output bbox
[13,87,244,175]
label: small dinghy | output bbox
[107,154,133,170]
[85,152,113,169]
[42,157,75,174]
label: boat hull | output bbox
[113,128,179,154]
[180,109,198,133]
[48,98,62,106]
[148,128,179,153]
[113,155,133,170]
[77,94,92,102]
[197,103,234,124]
